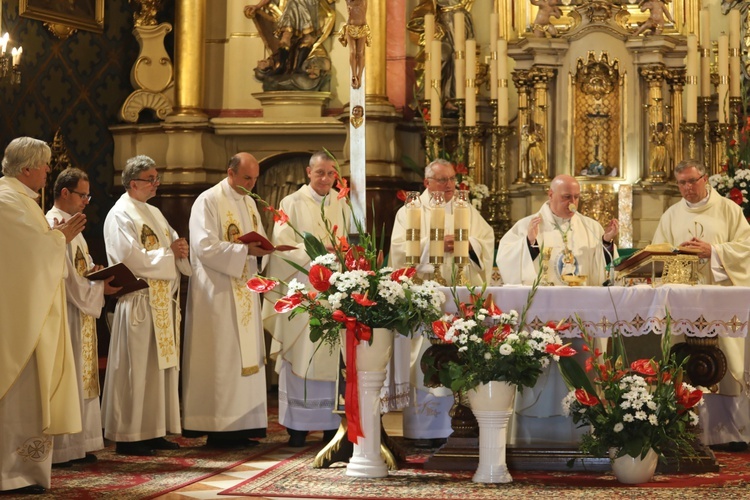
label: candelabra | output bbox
[0,33,22,86]
[453,190,471,287]
[701,96,712,172]
[488,102,514,239]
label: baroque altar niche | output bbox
[572,52,623,179]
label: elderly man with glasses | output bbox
[102,155,192,456]
[390,158,494,447]
[653,158,750,452]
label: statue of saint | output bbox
[633,0,674,36]
[245,0,335,91]
[649,121,671,176]
[525,121,546,178]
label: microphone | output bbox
[568,203,577,214]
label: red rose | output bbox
[630,359,657,376]
[729,187,744,206]
[246,276,278,292]
[574,388,599,406]
[308,264,333,292]
[274,292,303,313]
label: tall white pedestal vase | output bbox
[342,328,394,478]
[466,381,516,483]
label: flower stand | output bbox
[610,448,658,484]
[466,381,516,483]
[343,328,394,478]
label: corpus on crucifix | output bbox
[339,0,370,89]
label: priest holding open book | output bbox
[182,152,274,448]
[652,158,750,450]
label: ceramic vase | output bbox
[341,328,394,478]
[466,380,516,483]
[609,448,658,484]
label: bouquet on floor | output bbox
[558,315,703,461]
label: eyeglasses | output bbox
[132,175,161,185]
[427,176,457,185]
[676,176,705,187]
[69,190,91,201]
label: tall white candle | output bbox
[430,39,442,126]
[497,39,509,126]
[429,206,445,258]
[454,12,465,100]
[718,33,729,123]
[0,33,8,55]
[405,206,422,258]
[11,46,21,66]
[489,13,498,101]
[686,34,698,123]
[424,14,434,101]
[729,9,741,98]
[700,8,711,98]
[465,39,476,126]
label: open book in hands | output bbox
[87,262,149,298]
[237,231,296,252]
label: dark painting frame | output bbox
[20,0,104,33]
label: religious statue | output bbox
[350,104,364,128]
[648,121,671,177]
[244,0,335,91]
[525,121,546,179]
[338,0,370,89]
[633,0,674,36]
[531,0,563,38]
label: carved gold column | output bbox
[641,65,667,183]
[529,67,554,184]
[512,70,531,184]
[169,0,206,121]
[666,68,685,171]
[365,0,387,104]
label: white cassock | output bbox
[0,177,80,491]
[182,179,269,433]
[390,189,495,439]
[653,186,750,445]
[497,201,614,445]
[263,185,350,431]
[101,193,190,442]
[46,207,105,463]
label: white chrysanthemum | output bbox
[312,253,338,267]
[689,411,700,426]
[648,414,658,425]
[623,413,634,422]
[377,279,405,304]
[288,278,306,293]
[561,391,577,416]
[634,410,648,421]
[327,292,347,310]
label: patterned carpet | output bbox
[224,445,750,499]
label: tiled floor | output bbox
[153,413,404,499]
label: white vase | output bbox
[609,448,658,484]
[341,328,394,478]
[466,380,516,483]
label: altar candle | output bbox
[11,46,21,66]
[429,206,445,258]
[405,206,422,258]
[465,39,476,126]
[729,9,741,98]
[700,8,711,98]
[424,14,434,100]
[430,39,441,126]
[489,13,498,101]
[454,12,465,100]
[0,33,8,55]
[686,34,698,123]
[497,39,509,126]
[718,33,729,123]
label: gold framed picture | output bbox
[20,0,104,34]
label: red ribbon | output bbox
[335,313,371,443]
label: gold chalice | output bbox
[561,274,587,287]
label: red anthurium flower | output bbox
[308,264,333,292]
[246,276,278,293]
[391,267,417,281]
[675,384,703,412]
[574,388,599,406]
[545,344,577,357]
[336,176,350,200]
[630,359,657,377]
[345,245,370,271]
[396,190,408,202]
[546,320,572,331]
[455,162,468,175]
[482,294,502,316]
[274,292,303,313]
[729,187,744,206]
[432,319,452,341]
[483,325,498,343]
[352,292,377,306]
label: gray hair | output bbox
[227,154,242,173]
[1,137,51,177]
[425,158,453,179]
[674,158,707,177]
[53,167,89,199]
[122,155,156,188]
[309,150,334,167]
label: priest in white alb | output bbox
[182,152,274,448]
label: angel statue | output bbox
[648,121,672,178]
[531,0,563,38]
[244,0,335,91]
[633,0,674,36]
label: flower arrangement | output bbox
[559,316,703,461]
[423,281,576,393]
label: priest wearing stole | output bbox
[46,168,120,468]
[0,137,85,495]
[263,151,351,447]
[390,158,495,446]
[653,158,750,450]
[102,155,191,456]
[183,152,274,448]
[496,174,618,445]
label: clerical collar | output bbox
[224,178,246,201]
[685,189,710,209]
[307,185,330,205]
[551,212,571,226]
[16,178,40,199]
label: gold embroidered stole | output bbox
[125,197,179,370]
[72,244,99,399]
[214,182,260,376]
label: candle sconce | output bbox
[0,33,22,86]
